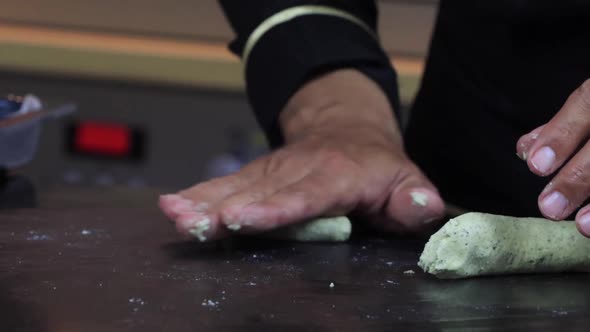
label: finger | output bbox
[158,174,250,221]
[174,210,230,242]
[516,124,545,160]
[382,163,446,231]
[218,171,356,233]
[158,160,264,239]
[527,79,590,176]
[158,194,194,220]
[161,156,273,221]
[207,166,312,227]
[538,140,590,220]
[176,149,306,210]
[180,163,311,237]
[178,164,263,206]
[575,205,590,237]
[172,151,315,238]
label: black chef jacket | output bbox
[219,0,590,218]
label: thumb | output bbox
[384,164,445,231]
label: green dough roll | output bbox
[265,216,351,242]
[419,212,590,279]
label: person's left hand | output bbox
[516,79,590,236]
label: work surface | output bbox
[1,186,590,331]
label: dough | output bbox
[418,212,590,279]
[264,216,351,242]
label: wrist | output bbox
[279,69,401,143]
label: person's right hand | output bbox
[159,70,445,241]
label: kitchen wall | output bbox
[0,1,439,190]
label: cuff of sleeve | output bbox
[245,15,400,148]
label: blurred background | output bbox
[0,0,436,193]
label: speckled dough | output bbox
[266,216,352,242]
[418,212,590,279]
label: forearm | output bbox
[219,0,400,147]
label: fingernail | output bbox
[530,146,555,174]
[517,131,540,160]
[577,213,590,236]
[410,191,429,207]
[160,194,182,202]
[159,195,193,220]
[540,191,568,219]
[171,200,193,213]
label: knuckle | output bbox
[292,191,314,213]
[213,174,243,192]
[218,206,238,222]
[244,190,267,203]
[575,79,590,111]
[262,153,287,175]
[563,163,590,187]
[555,123,575,140]
[318,149,360,172]
[276,189,314,216]
[319,148,347,162]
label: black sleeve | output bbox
[218,0,400,148]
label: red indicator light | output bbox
[74,122,131,157]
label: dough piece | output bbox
[264,216,352,242]
[418,212,590,279]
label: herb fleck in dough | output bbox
[419,212,590,279]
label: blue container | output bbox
[0,95,41,169]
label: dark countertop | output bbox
[1,183,590,331]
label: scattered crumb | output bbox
[403,270,415,275]
[26,231,52,241]
[189,218,211,242]
[329,282,335,288]
[551,309,568,316]
[128,297,146,305]
[201,299,219,307]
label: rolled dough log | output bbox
[264,216,351,242]
[418,212,590,279]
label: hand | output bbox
[516,79,590,236]
[159,70,445,241]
